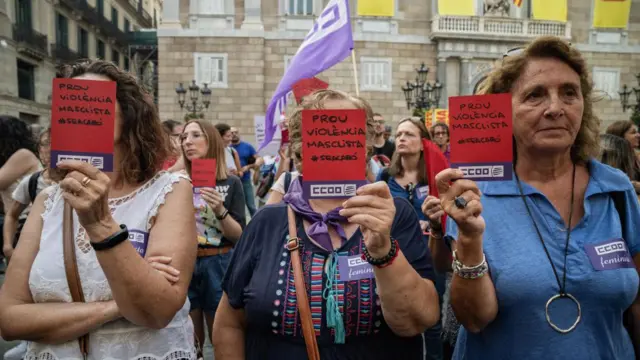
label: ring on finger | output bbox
[81,176,92,187]
[454,196,468,209]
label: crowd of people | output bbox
[0,35,638,360]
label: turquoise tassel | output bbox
[323,253,346,344]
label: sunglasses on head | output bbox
[502,42,572,59]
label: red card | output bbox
[449,94,513,181]
[191,159,217,188]
[50,78,117,171]
[281,129,289,145]
[292,77,329,104]
[302,109,367,199]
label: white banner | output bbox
[254,115,281,157]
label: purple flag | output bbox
[259,0,353,150]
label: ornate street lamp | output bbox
[401,63,443,114]
[619,73,640,113]
[176,80,212,117]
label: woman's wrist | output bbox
[456,232,484,265]
[86,218,122,243]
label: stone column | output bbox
[437,57,447,108]
[160,0,181,29]
[241,0,264,30]
[460,57,471,95]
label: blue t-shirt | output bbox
[446,159,640,360]
[222,198,436,360]
[232,141,257,182]
[376,170,429,222]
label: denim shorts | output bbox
[187,250,233,316]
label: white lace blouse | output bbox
[25,171,196,360]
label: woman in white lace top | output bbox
[0,60,198,360]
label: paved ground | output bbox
[0,269,214,359]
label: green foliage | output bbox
[412,107,426,118]
[183,112,205,121]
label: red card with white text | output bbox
[449,93,513,181]
[302,109,367,199]
[191,159,217,189]
[50,78,117,171]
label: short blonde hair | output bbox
[477,36,600,163]
[288,89,376,174]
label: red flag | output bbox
[423,138,449,231]
[292,77,329,104]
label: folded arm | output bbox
[88,179,197,329]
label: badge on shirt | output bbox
[417,185,429,199]
[128,230,149,257]
[584,238,633,271]
[338,254,375,281]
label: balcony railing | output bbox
[13,24,48,58]
[51,43,81,64]
[431,15,571,41]
[116,0,153,28]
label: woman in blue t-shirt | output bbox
[376,118,446,360]
[438,37,640,359]
[212,89,440,360]
[376,118,432,231]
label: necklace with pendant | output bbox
[515,164,581,334]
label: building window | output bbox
[19,112,39,124]
[15,0,32,27]
[124,18,130,32]
[287,0,314,15]
[97,40,105,59]
[124,56,130,71]
[56,13,68,47]
[154,9,157,27]
[96,0,104,16]
[199,0,225,14]
[593,67,620,100]
[17,59,35,101]
[361,57,392,92]
[194,53,228,88]
[77,27,89,58]
[111,7,119,27]
[112,49,120,66]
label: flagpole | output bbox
[351,49,360,96]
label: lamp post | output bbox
[619,73,640,113]
[175,80,212,117]
[401,63,443,116]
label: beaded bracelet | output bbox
[361,238,399,268]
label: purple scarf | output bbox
[283,177,347,252]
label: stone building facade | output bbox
[156,0,640,143]
[0,0,163,125]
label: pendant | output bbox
[545,293,581,334]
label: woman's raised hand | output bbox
[435,169,485,246]
[57,160,117,237]
[340,182,396,258]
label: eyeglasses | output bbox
[433,132,448,137]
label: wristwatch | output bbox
[90,224,129,252]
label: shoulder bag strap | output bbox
[62,201,90,359]
[286,206,320,360]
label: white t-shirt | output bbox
[270,171,300,196]
[12,171,51,206]
[225,147,237,171]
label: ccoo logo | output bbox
[459,165,504,178]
